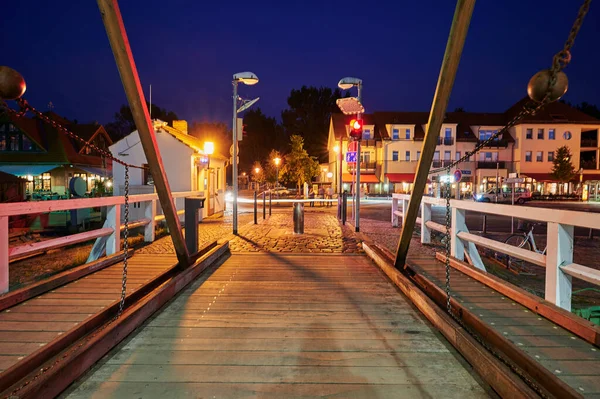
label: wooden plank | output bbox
[456,231,546,267]
[437,253,600,347]
[362,242,540,398]
[561,263,600,286]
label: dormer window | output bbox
[392,128,399,140]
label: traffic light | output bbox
[349,118,363,140]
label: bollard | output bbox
[263,191,266,220]
[342,192,347,225]
[482,214,487,234]
[269,191,272,216]
[293,202,304,234]
[184,196,206,255]
[254,191,257,224]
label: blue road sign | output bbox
[454,169,462,182]
[346,151,357,163]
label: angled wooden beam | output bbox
[395,0,476,269]
[97,0,190,268]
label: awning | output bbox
[385,173,431,184]
[342,173,379,183]
[523,173,577,182]
[583,173,600,182]
[0,164,60,177]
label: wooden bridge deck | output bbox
[407,256,600,397]
[63,253,491,399]
[0,254,176,374]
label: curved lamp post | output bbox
[232,72,259,234]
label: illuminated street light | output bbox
[273,157,281,194]
[232,71,259,234]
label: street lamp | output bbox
[337,76,363,232]
[232,71,259,234]
[273,157,281,193]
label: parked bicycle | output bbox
[503,220,547,273]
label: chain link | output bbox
[118,165,129,316]
[444,168,452,314]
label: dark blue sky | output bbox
[3,1,599,126]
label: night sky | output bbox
[3,1,600,126]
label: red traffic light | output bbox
[349,118,363,139]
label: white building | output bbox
[110,120,227,219]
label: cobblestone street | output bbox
[138,209,364,254]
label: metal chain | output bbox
[118,165,129,316]
[443,169,452,313]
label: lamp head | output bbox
[233,71,259,86]
[337,77,362,90]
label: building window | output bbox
[455,151,461,161]
[526,128,533,139]
[8,133,19,151]
[416,151,421,161]
[392,128,399,140]
[549,129,555,140]
[548,151,554,162]
[0,133,5,151]
[563,131,572,140]
[483,152,492,161]
[525,151,532,162]
[433,151,440,160]
[445,128,452,138]
[405,151,410,161]
[405,129,410,140]
[537,128,544,140]
[392,151,398,161]
[21,135,33,151]
[536,151,543,162]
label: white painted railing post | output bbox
[392,197,399,227]
[106,204,121,255]
[144,199,157,242]
[546,222,573,311]
[401,199,409,227]
[451,206,466,261]
[421,202,432,244]
[0,216,8,294]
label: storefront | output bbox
[342,173,380,196]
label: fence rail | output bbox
[1,191,204,294]
[392,193,600,312]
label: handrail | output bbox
[391,192,600,312]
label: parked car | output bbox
[271,186,291,196]
[474,187,532,204]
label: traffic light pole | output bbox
[232,81,239,235]
[355,82,362,232]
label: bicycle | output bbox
[503,221,547,274]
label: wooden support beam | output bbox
[395,0,476,269]
[97,0,190,268]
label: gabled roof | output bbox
[330,113,383,141]
[153,121,228,160]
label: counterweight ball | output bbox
[0,66,26,100]
[527,69,568,103]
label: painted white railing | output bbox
[392,193,600,311]
[0,190,204,294]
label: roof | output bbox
[0,171,25,183]
[330,113,384,141]
[505,97,600,125]
[154,121,228,160]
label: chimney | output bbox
[172,120,188,134]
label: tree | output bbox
[105,103,179,140]
[281,86,346,162]
[453,107,466,112]
[551,146,577,193]
[251,161,265,185]
[238,108,287,175]
[265,149,283,187]
[283,135,320,191]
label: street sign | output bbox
[461,169,471,175]
[505,177,525,184]
[346,151,357,163]
[348,141,358,152]
[453,169,462,183]
[335,97,364,115]
[508,172,518,178]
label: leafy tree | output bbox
[265,149,283,187]
[551,146,577,193]
[238,108,286,174]
[283,135,320,191]
[105,103,179,140]
[281,86,346,162]
[251,161,265,185]
[575,102,600,119]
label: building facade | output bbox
[328,98,600,199]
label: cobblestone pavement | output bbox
[138,210,363,254]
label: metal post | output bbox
[232,81,239,234]
[342,192,347,225]
[395,0,476,269]
[97,0,190,268]
[511,182,515,234]
[482,214,487,234]
[355,82,362,233]
[263,191,266,219]
[269,191,272,216]
[495,161,499,203]
[338,137,343,219]
[254,191,257,224]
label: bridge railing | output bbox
[0,190,204,294]
[392,193,600,312]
